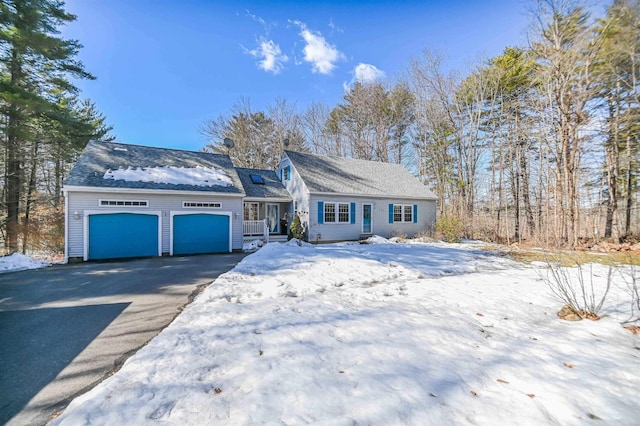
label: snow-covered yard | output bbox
[52,239,639,425]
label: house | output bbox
[64,141,436,262]
[278,150,437,243]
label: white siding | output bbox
[308,194,436,242]
[66,190,243,259]
[280,155,310,225]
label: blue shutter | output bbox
[389,204,394,223]
[280,168,283,181]
[413,204,418,223]
[350,202,356,224]
[318,201,324,224]
[286,166,291,181]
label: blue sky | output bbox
[62,0,532,152]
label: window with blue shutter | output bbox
[318,201,324,224]
[350,202,356,224]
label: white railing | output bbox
[243,219,269,242]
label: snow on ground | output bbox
[103,165,232,187]
[0,253,50,273]
[52,240,640,425]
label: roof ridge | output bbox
[285,149,405,167]
[93,140,230,158]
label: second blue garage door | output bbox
[173,213,230,255]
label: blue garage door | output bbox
[88,213,159,260]
[173,214,230,255]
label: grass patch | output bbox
[506,250,640,267]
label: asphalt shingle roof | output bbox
[284,150,437,200]
[64,140,244,194]
[235,167,292,199]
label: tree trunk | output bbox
[22,141,40,254]
[6,49,22,253]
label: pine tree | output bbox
[0,0,94,253]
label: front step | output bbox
[243,234,289,244]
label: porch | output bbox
[243,200,291,243]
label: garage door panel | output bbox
[89,213,158,260]
[173,214,229,255]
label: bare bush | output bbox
[543,258,612,320]
[619,264,639,324]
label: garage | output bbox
[172,213,231,255]
[87,213,160,260]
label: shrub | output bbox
[288,213,307,242]
[543,256,612,320]
[434,214,464,243]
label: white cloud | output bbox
[343,63,386,91]
[353,63,385,83]
[292,20,344,74]
[244,38,288,74]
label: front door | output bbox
[362,204,372,234]
[266,204,279,233]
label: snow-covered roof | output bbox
[64,141,244,194]
[284,150,437,200]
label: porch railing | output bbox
[243,219,269,242]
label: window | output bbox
[250,174,265,184]
[324,203,335,223]
[99,199,148,207]
[183,201,221,208]
[393,205,402,222]
[390,204,415,223]
[338,203,350,223]
[244,202,259,221]
[323,202,350,224]
[404,205,413,222]
[282,165,290,182]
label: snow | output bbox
[242,239,264,252]
[104,165,233,187]
[52,240,640,425]
[0,253,50,273]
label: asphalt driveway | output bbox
[0,252,248,426]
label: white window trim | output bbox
[98,199,149,207]
[83,210,162,261]
[323,201,351,224]
[169,211,232,256]
[393,204,414,223]
[182,201,222,209]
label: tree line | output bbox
[203,0,639,248]
[0,0,112,255]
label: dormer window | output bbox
[282,166,290,182]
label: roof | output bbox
[284,150,437,200]
[235,167,292,200]
[64,141,244,194]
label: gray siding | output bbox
[308,194,436,242]
[66,190,243,259]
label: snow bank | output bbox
[104,165,232,187]
[52,241,640,425]
[0,253,50,273]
